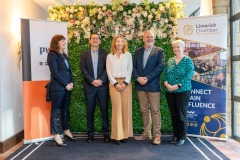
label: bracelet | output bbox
[114,82,119,86]
[123,81,128,85]
[178,84,181,88]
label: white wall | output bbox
[0,0,48,141]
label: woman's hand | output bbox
[166,84,173,91]
[121,83,127,90]
[115,84,123,92]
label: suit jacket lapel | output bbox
[62,54,70,71]
[88,51,95,77]
[139,48,145,69]
[97,49,102,77]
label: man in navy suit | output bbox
[133,30,165,145]
[80,33,110,143]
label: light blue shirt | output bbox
[64,59,69,70]
[91,50,98,79]
[143,45,153,68]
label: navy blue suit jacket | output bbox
[133,46,165,92]
[80,48,109,94]
[47,52,74,91]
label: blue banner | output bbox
[187,80,227,139]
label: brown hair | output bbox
[110,35,128,54]
[48,34,66,54]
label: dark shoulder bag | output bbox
[45,79,51,102]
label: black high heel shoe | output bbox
[64,134,77,141]
[53,138,67,147]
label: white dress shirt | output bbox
[106,52,133,85]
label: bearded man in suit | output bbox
[133,30,165,145]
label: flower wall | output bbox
[48,0,185,133]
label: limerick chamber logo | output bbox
[183,25,193,35]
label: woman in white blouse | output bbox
[106,35,133,145]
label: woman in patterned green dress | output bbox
[163,40,194,146]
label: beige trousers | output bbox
[138,91,161,137]
[110,78,133,140]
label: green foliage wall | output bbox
[48,1,185,134]
[68,38,173,134]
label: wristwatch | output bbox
[178,84,182,88]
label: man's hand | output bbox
[137,77,148,85]
[92,79,102,87]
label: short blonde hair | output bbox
[110,35,129,54]
[172,39,185,48]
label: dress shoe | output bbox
[87,135,94,143]
[120,139,127,143]
[104,135,110,142]
[135,134,150,141]
[176,139,185,146]
[169,137,178,144]
[153,136,161,145]
[113,140,120,145]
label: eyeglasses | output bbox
[91,38,99,40]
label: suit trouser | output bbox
[85,87,109,136]
[138,91,161,137]
[50,90,72,134]
[166,91,191,140]
[109,79,133,140]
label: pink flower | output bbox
[123,0,129,6]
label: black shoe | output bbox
[176,139,185,146]
[120,139,127,143]
[64,134,77,141]
[113,140,120,145]
[53,139,67,147]
[169,137,178,144]
[104,135,110,142]
[87,135,94,143]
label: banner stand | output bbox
[21,19,67,144]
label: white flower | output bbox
[126,34,133,40]
[162,33,167,38]
[70,7,75,13]
[142,11,148,17]
[148,14,153,20]
[102,6,107,11]
[79,7,84,12]
[151,8,156,13]
[118,5,124,11]
[165,3,170,9]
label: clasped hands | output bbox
[166,84,179,92]
[92,79,103,87]
[137,77,148,85]
[115,83,127,92]
[66,83,74,91]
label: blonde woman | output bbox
[163,39,194,146]
[106,35,133,145]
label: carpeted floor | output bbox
[6,135,229,160]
